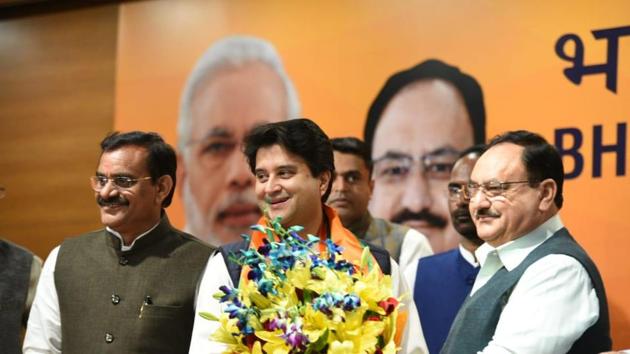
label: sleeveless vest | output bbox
[0,239,34,354]
[55,216,214,354]
[441,229,611,353]
[413,249,478,354]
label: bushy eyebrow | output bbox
[95,172,136,178]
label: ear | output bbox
[176,153,186,198]
[537,178,557,212]
[319,170,332,196]
[368,177,374,195]
[155,175,174,205]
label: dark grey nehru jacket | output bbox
[441,228,611,354]
[54,216,214,354]
[0,239,34,354]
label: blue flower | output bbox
[326,239,344,255]
[218,285,239,303]
[342,294,361,311]
[257,278,276,296]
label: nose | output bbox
[469,189,490,211]
[263,175,282,195]
[456,190,471,207]
[98,179,119,198]
[226,152,254,190]
[400,170,432,212]
[332,175,347,193]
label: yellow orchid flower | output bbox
[329,340,354,354]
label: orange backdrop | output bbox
[114,0,630,346]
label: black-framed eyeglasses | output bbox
[466,180,537,198]
[372,148,460,183]
[90,175,152,191]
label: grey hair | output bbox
[178,35,301,151]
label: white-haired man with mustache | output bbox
[177,35,300,246]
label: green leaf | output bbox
[266,228,275,243]
[199,311,220,321]
[251,225,267,233]
[306,328,329,354]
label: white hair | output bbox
[178,35,301,151]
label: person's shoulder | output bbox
[0,238,35,256]
[170,226,216,253]
[373,217,404,230]
[371,217,407,239]
[419,248,459,265]
[62,228,107,244]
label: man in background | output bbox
[0,184,42,354]
[177,35,300,246]
[442,131,610,353]
[364,59,485,253]
[326,137,432,272]
[24,131,214,353]
[404,145,484,354]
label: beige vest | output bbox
[55,216,214,354]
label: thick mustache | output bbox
[97,195,129,207]
[391,209,447,229]
[475,208,501,218]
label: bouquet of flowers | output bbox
[200,216,402,354]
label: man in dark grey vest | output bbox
[441,130,611,353]
[1,184,43,354]
[0,238,41,354]
[24,131,215,353]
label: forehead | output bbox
[450,153,479,183]
[333,151,369,174]
[371,78,473,158]
[189,62,287,139]
[255,144,309,172]
[98,145,149,173]
[471,143,526,181]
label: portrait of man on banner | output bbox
[177,35,300,247]
[364,59,486,254]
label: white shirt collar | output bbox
[107,221,161,252]
[475,214,564,271]
[458,244,479,267]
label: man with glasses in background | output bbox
[0,185,42,354]
[404,145,484,354]
[177,35,300,247]
[24,131,214,353]
[442,131,611,353]
[364,59,486,253]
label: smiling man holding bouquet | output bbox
[189,119,427,353]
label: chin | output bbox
[100,212,119,225]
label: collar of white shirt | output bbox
[475,214,564,271]
[459,244,479,267]
[106,222,161,252]
[470,214,564,295]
